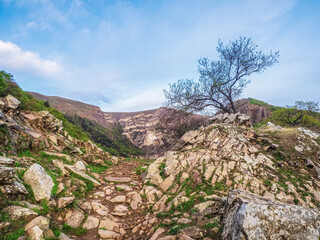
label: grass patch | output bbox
[62,224,87,236]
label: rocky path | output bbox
[75,159,159,240]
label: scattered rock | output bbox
[112,205,129,216]
[27,225,43,240]
[83,216,99,229]
[104,176,132,183]
[91,202,109,216]
[65,210,85,228]
[150,227,166,240]
[58,196,75,208]
[99,218,119,231]
[25,216,50,232]
[98,229,120,239]
[64,164,101,186]
[110,195,126,203]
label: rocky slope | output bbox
[142,113,320,239]
[1,95,320,240]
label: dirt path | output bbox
[75,159,157,240]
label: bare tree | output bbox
[164,36,279,114]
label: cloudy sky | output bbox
[0,0,319,112]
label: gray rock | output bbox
[178,226,204,239]
[0,180,28,195]
[58,196,75,208]
[222,189,320,240]
[3,95,20,110]
[25,216,50,232]
[0,156,14,166]
[65,210,85,228]
[3,205,38,222]
[23,164,54,202]
[0,166,15,184]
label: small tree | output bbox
[164,36,279,114]
[270,101,320,126]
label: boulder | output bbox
[3,95,20,110]
[23,164,54,202]
[25,216,50,232]
[3,205,38,222]
[83,216,99,229]
[222,189,320,240]
[27,225,43,240]
[65,210,85,228]
[58,196,75,208]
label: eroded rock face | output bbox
[23,163,54,202]
[222,189,320,240]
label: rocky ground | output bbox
[1,94,320,240]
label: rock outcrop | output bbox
[141,113,320,239]
[222,189,320,240]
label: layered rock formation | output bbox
[142,113,320,239]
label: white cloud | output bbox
[0,40,63,78]
[99,87,166,112]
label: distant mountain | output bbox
[28,92,208,157]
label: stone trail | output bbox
[73,160,161,240]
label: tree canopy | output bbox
[164,36,279,114]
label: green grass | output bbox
[167,223,190,235]
[263,180,272,187]
[159,162,166,179]
[87,162,111,173]
[3,228,25,240]
[134,165,147,175]
[62,224,87,236]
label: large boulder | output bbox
[3,95,20,110]
[222,189,320,240]
[23,164,54,202]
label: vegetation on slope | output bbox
[249,97,320,131]
[0,70,88,140]
[64,114,141,157]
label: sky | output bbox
[0,0,319,112]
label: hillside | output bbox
[2,97,320,239]
[29,92,208,158]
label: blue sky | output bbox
[0,0,319,112]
